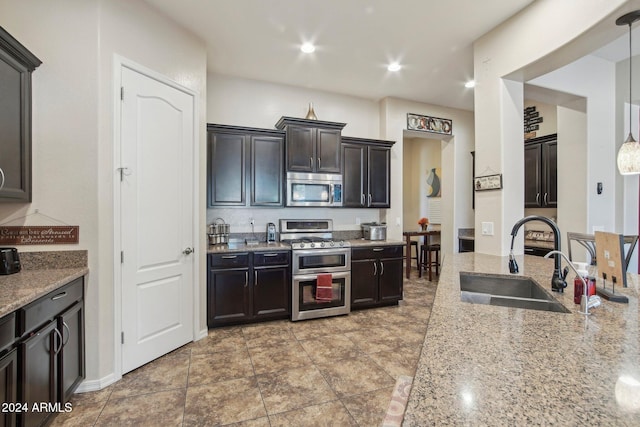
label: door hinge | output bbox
[120,251,124,263]
[121,332,124,344]
[120,86,124,101]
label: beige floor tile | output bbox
[67,384,113,406]
[249,340,313,375]
[242,321,297,348]
[188,347,255,386]
[183,377,267,426]
[367,344,422,379]
[344,327,408,354]
[190,326,247,355]
[288,317,343,340]
[109,350,190,399]
[95,389,186,426]
[257,365,337,415]
[225,417,272,427]
[299,333,361,364]
[268,400,358,426]
[48,404,104,427]
[342,386,395,426]
[316,354,395,398]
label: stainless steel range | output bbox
[280,219,351,321]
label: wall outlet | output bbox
[355,217,361,225]
[396,217,401,226]
[481,222,494,236]
[250,218,255,226]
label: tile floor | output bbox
[51,270,437,426]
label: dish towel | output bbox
[315,273,333,302]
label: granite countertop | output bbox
[207,239,405,253]
[403,252,640,425]
[0,251,89,319]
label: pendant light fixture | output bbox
[616,10,640,175]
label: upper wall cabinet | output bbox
[207,124,285,208]
[524,133,557,208]
[0,27,41,202]
[275,117,346,174]
[341,136,394,208]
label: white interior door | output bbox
[120,66,194,374]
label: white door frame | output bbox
[112,55,201,380]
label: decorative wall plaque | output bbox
[0,226,79,245]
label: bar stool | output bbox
[420,243,441,281]
[409,240,419,268]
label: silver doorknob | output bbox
[183,247,194,255]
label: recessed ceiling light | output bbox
[465,80,476,88]
[301,42,315,53]
[387,62,401,72]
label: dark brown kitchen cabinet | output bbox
[17,277,85,427]
[524,134,557,208]
[351,245,403,309]
[207,124,285,207]
[341,137,394,208]
[0,26,41,202]
[0,348,17,427]
[207,251,290,327]
[275,116,346,173]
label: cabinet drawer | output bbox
[209,253,250,269]
[253,251,290,266]
[352,245,403,260]
[0,312,15,354]
[18,277,84,336]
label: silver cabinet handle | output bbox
[368,194,372,206]
[62,321,70,346]
[183,247,194,255]
[373,248,383,252]
[373,262,377,276]
[245,272,248,288]
[254,271,258,286]
[317,158,321,169]
[361,194,365,205]
[222,255,237,259]
[51,292,67,301]
[53,328,63,355]
[380,261,384,276]
[263,253,278,257]
[544,193,548,205]
[0,167,4,191]
[310,157,313,169]
[536,193,540,206]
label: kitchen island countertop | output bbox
[403,252,640,425]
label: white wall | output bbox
[0,0,207,387]
[473,0,632,256]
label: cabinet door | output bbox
[208,132,247,206]
[524,143,542,207]
[0,51,31,202]
[58,301,84,404]
[253,266,290,319]
[367,146,391,208]
[315,128,341,173]
[542,141,557,207]
[342,143,366,207]
[207,269,251,327]
[251,134,284,206]
[350,259,378,308]
[378,257,403,303]
[286,126,315,172]
[0,349,17,427]
[20,320,59,427]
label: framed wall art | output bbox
[407,113,452,135]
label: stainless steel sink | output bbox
[459,272,570,313]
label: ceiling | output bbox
[143,0,639,112]
[143,0,535,111]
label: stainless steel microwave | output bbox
[286,172,343,207]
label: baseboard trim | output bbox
[75,372,119,393]
[196,327,208,341]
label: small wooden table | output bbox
[403,230,441,279]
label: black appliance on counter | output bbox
[0,247,21,275]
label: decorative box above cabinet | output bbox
[341,136,394,208]
[275,116,346,173]
[0,27,42,202]
[207,124,285,208]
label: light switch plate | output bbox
[481,222,494,236]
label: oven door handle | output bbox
[293,271,351,282]
[329,184,334,204]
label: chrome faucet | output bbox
[544,250,602,315]
[509,215,567,292]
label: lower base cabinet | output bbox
[207,251,291,327]
[351,245,403,309]
[0,348,17,427]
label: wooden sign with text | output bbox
[0,226,79,245]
